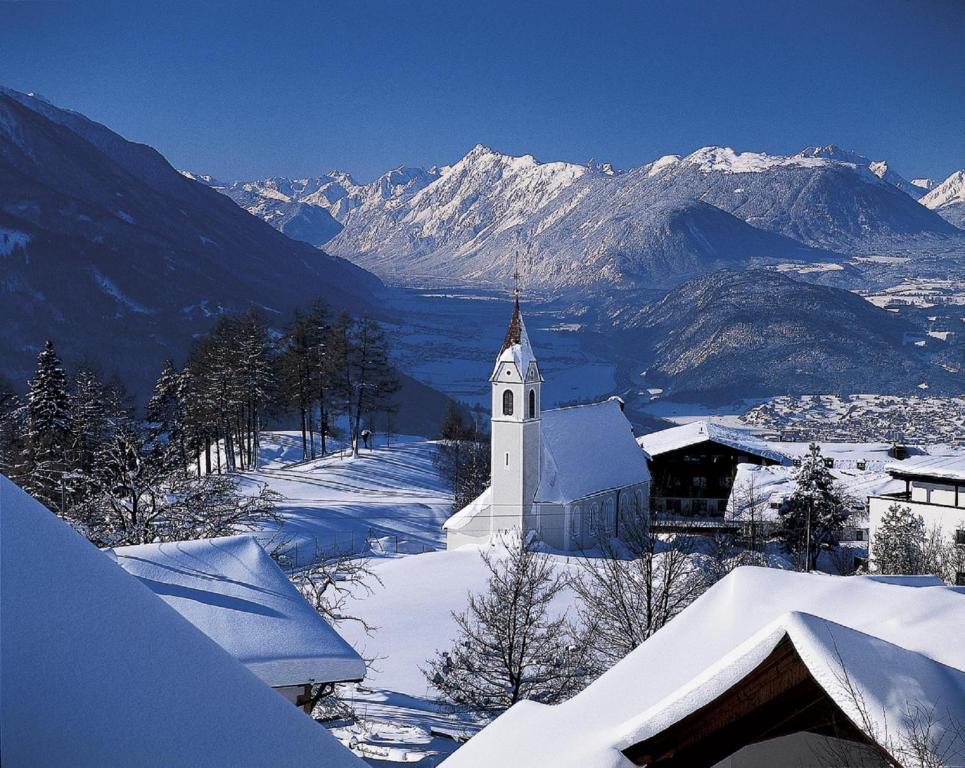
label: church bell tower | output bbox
[489,272,543,534]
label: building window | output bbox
[956,530,965,547]
[528,389,536,419]
[502,389,514,416]
[957,572,965,587]
[504,452,510,469]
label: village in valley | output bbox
[2,3,964,768]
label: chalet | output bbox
[111,535,366,710]
[637,421,787,531]
[441,567,965,768]
[868,454,965,585]
[444,294,650,551]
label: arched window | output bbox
[502,389,514,416]
[528,389,536,419]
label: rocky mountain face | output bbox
[206,143,959,293]
[0,87,381,396]
[617,270,952,403]
[920,170,965,228]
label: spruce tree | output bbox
[24,341,72,509]
[777,443,848,571]
[872,503,926,575]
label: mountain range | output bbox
[197,144,963,293]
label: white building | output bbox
[110,535,366,710]
[868,454,965,585]
[444,296,650,551]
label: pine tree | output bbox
[24,341,72,510]
[871,503,926,575]
[0,377,26,480]
[147,360,190,472]
[777,443,848,570]
[346,316,399,457]
[424,534,591,716]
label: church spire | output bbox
[499,253,525,356]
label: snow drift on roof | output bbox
[536,399,650,503]
[0,476,363,768]
[885,454,965,482]
[638,420,788,464]
[111,535,366,687]
[443,486,492,531]
[441,567,965,768]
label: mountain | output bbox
[195,166,440,247]
[919,170,965,229]
[212,143,957,292]
[911,178,937,192]
[617,269,950,402]
[0,87,381,396]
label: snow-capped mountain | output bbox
[911,178,937,192]
[205,143,956,292]
[919,170,965,229]
[0,86,380,396]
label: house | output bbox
[441,567,965,768]
[444,295,650,551]
[868,454,965,585]
[110,535,366,710]
[637,421,786,531]
[0,475,364,768]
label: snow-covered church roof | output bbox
[0,476,364,768]
[111,535,366,688]
[536,399,650,504]
[638,420,788,464]
[441,567,965,768]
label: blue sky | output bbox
[2,0,962,181]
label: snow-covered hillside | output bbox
[920,170,965,228]
[202,143,959,292]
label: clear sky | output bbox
[2,0,962,182]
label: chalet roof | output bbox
[0,476,363,768]
[441,567,965,768]
[111,535,366,688]
[492,296,537,381]
[638,421,788,464]
[536,399,650,504]
[884,454,965,483]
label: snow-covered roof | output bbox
[442,567,965,768]
[0,476,363,768]
[536,399,650,504]
[884,454,965,483]
[111,535,366,687]
[443,486,492,531]
[491,297,538,382]
[726,461,904,521]
[638,420,788,464]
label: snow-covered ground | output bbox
[237,433,453,567]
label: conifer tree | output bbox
[871,503,926,575]
[346,316,399,457]
[777,443,848,570]
[24,341,72,509]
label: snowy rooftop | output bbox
[0,476,363,768]
[536,399,650,504]
[111,535,366,688]
[884,454,965,483]
[442,567,965,768]
[638,420,788,464]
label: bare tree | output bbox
[424,532,591,717]
[731,476,769,553]
[571,515,712,671]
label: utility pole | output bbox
[805,492,813,572]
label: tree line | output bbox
[0,302,399,545]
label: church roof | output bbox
[536,399,650,504]
[492,296,538,381]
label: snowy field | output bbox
[236,432,453,567]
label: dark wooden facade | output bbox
[648,440,780,525]
[622,635,896,768]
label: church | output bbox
[444,295,651,551]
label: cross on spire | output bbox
[512,251,521,299]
